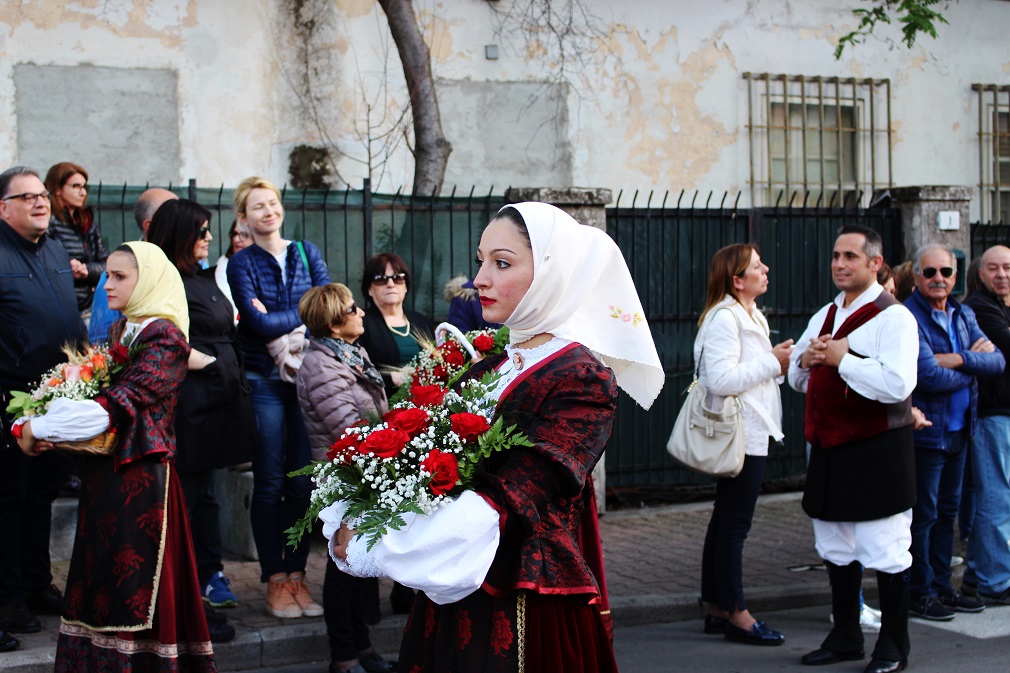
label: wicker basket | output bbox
[54,431,118,456]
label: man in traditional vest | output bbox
[904,244,1002,621]
[789,225,919,673]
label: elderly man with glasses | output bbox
[903,244,1005,622]
[0,166,88,649]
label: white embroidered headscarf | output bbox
[501,202,664,410]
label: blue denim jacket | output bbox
[904,289,1006,450]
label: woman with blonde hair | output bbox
[44,161,108,315]
[695,243,793,646]
[226,176,331,618]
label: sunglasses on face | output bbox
[371,273,407,286]
[198,225,211,240]
[344,303,360,315]
[921,267,954,279]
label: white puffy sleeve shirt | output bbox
[788,283,918,403]
[693,298,785,456]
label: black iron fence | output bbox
[90,181,903,500]
[971,222,1010,257]
[605,190,903,501]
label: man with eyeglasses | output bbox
[903,244,1004,622]
[0,166,87,647]
[960,246,1010,608]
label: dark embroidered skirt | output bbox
[55,457,215,673]
[397,589,617,673]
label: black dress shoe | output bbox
[0,628,20,653]
[724,619,785,646]
[704,614,728,634]
[801,647,865,665]
[0,603,41,634]
[864,657,907,673]
[359,651,396,673]
[26,584,64,616]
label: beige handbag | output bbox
[666,307,746,478]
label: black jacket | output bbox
[964,286,1010,416]
[0,222,87,447]
[46,213,109,311]
[174,269,256,470]
[357,303,434,398]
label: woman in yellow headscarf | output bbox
[16,242,218,673]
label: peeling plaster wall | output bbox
[1,0,1009,217]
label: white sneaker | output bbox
[860,605,882,633]
[828,605,882,634]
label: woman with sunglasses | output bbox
[226,177,331,619]
[147,200,256,628]
[356,253,433,613]
[357,253,435,399]
[295,284,394,673]
[44,162,108,317]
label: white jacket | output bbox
[693,296,784,457]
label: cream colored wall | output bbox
[2,1,1009,218]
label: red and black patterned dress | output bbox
[396,342,619,673]
[55,319,216,673]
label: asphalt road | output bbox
[244,603,1010,673]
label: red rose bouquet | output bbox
[388,323,509,405]
[287,371,532,550]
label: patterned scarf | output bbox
[315,336,384,390]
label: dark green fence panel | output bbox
[89,181,902,499]
[971,222,1010,257]
[605,194,902,498]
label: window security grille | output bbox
[975,84,1010,224]
[744,73,892,208]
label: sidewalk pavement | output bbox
[5,491,850,672]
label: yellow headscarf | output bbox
[121,241,190,339]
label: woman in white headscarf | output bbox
[326,203,663,673]
[15,242,217,673]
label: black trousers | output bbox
[700,454,766,612]
[324,556,380,663]
[176,467,225,587]
[0,447,65,605]
[823,561,911,661]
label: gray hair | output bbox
[912,244,957,275]
[0,166,40,200]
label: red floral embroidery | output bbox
[424,603,436,637]
[490,609,514,656]
[97,511,117,548]
[127,584,153,620]
[112,545,145,587]
[136,506,163,540]
[456,608,472,649]
[93,589,112,620]
[121,470,154,506]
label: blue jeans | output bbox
[967,416,1010,595]
[248,376,312,583]
[910,429,968,599]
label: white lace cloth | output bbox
[25,398,110,442]
[320,491,500,605]
[321,337,573,603]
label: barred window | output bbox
[744,74,892,208]
[974,84,1010,224]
